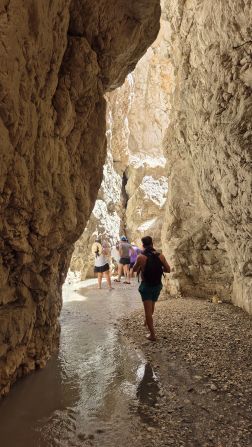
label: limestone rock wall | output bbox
[0,0,160,395]
[70,9,171,278]
[69,76,134,279]
[162,0,252,312]
[125,157,168,249]
[125,10,172,248]
[68,0,251,317]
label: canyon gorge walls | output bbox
[73,0,252,317]
[70,8,172,278]
[1,0,251,398]
[162,0,252,312]
[0,0,161,395]
[69,76,133,279]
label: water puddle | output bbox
[0,279,159,446]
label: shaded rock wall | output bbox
[162,0,252,312]
[0,0,160,395]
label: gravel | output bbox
[119,296,252,447]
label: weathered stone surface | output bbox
[4,0,249,401]
[69,76,134,279]
[69,151,124,280]
[70,10,171,278]
[68,0,252,316]
[125,157,168,249]
[0,0,160,395]
[162,0,252,312]
[125,12,172,247]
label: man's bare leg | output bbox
[97,272,103,289]
[123,265,130,283]
[115,263,123,282]
[143,300,156,341]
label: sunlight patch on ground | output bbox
[63,276,98,303]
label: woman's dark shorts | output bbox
[138,282,163,302]
[130,261,135,269]
[119,257,130,265]
[94,263,110,273]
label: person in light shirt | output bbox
[93,239,113,290]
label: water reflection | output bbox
[0,354,81,446]
[0,280,156,446]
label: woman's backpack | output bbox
[142,250,164,286]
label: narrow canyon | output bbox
[0,0,251,446]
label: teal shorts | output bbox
[138,282,163,302]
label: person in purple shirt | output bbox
[129,242,141,279]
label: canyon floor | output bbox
[0,278,251,447]
[120,290,252,447]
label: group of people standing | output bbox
[92,235,170,341]
[113,236,141,284]
[93,236,140,288]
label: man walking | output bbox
[115,236,132,284]
[133,236,170,341]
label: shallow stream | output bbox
[0,279,159,447]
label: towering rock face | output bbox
[162,0,252,312]
[69,0,251,317]
[125,10,172,248]
[69,76,134,279]
[70,9,171,278]
[0,0,160,395]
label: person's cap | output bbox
[120,235,127,241]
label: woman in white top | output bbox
[93,240,113,290]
